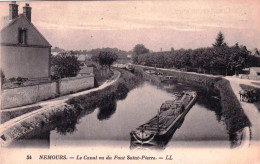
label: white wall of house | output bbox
[249,69,260,76]
[1,46,50,79]
[1,14,51,80]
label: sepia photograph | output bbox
[0,0,259,163]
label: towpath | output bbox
[0,69,121,134]
[225,76,260,142]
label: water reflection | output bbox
[130,118,185,150]
[115,82,129,100]
[56,110,79,135]
[157,80,250,148]
[11,77,137,148]
[8,72,251,149]
[97,99,117,120]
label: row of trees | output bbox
[132,32,260,75]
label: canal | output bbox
[9,76,248,149]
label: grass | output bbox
[1,105,42,123]
[5,104,83,140]
[215,79,251,133]
[240,84,260,91]
[94,68,114,86]
[251,82,260,86]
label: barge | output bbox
[130,90,197,148]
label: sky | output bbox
[0,0,260,51]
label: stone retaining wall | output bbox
[134,65,222,88]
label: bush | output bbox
[51,54,82,78]
[16,77,28,83]
[7,77,28,85]
[1,70,6,84]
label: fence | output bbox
[239,74,260,80]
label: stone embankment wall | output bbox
[134,65,222,88]
[1,76,94,109]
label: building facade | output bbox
[1,2,52,81]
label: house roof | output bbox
[78,67,93,74]
[1,14,51,47]
[52,47,66,53]
[78,54,86,62]
[251,67,260,73]
[242,68,250,71]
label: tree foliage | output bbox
[132,31,258,75]
[135,42,251,75]
[1,70,6,84]
[132,44,149,64]
[213,31,226,47]
[51,54,82,79]
[133,44,149,55]
[91,51,118,69]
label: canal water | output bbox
[9,79,247,149]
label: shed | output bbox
[77,67,93,77]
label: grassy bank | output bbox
[215,79,251,133]
[1,106,42,124]
[1,104,81,141]
[240,84,260,91]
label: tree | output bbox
[97,51,118,69]
[228,44,249,75]
[1,70,6,84]
[51,54,82,79]
[132,44,149,64]
[213,31,226,47]
[91,53,100,63]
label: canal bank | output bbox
[0,66,253,148]
[0,69,123,146]
[133,65,251,147]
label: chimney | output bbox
[9,1,18,20]
[23,3,31,21]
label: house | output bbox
[77,66,94,77]
[77,54,87,65]
[51,47,66,56]
[248,67,260,76]
[1,2,52,82]
[240,67,260,80]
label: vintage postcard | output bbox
[0,0,259,164]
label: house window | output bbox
[18,28,27,44]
